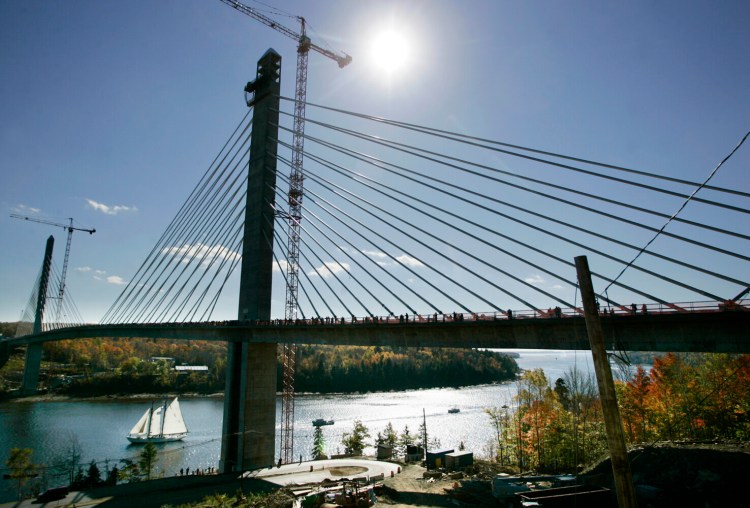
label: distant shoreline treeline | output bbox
[0,327,519,396]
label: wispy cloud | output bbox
[362,251,424,269]
[12,204,41,214]
[525,274,545,285]
[308,262,351,279]
[86,198,137,216]
[362,250,390,266]
[396,254,423,268]
[362,249,388,260]
[161,243,240,266]
[107,275,127,285]
[85,268,109,281]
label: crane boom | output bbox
[218,0,351,466]
[11,215,95,322]
[218,0,352,68]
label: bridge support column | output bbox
[22,235,54,394]
[220,49,281,473]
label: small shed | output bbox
[377,445,393,460]
[445,451,473,471]
[426,448,455,469]
[405,444,423,463]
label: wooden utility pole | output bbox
[575,255,637,508]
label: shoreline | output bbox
[6,380,515,403]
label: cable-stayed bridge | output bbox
[3,50,748,473]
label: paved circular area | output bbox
[248,458,402,485]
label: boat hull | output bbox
[127,433,187,444]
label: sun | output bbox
[370,29,410,73]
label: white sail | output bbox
[127,397,188,443]
[162,398,188,435]
[129,408,151,436]
[148,405,164,436]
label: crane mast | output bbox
[219,0,351,465]
[11,215,96,323]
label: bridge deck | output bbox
[4,306,749,353]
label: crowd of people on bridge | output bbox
[131,300,737,329]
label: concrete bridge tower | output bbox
[220,49,282,473]
[21,235,54,394]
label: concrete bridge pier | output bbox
[220,49,281,473]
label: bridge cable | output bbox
[275,172,413,316]
[166,209,246,322]
[290,114,750,260]
[272,211,364,319]
[298,127,750,280]
[299,129,747,291]
[272,175,396,317]
[145,172,248,323]
[287,145,578,310]
[295,120,749,284]
[105,115,251,322]
[270,228,324,320]
[292,113,749,242]
[102,110,253,323]
[286,97,750,200]
[293,135,697,305]
[271,205,359,320]
[269,211,340,318]
[604,129,750,296]
[268,229,310,321]
[276,152,462,314]
[114,128,251,323]
[278,174,422,316]
[276,149,509,313]
[274,159,437,315]
[129,143,250,323]
[196,230,246,322]
[102,110,252,322]
[286,132,726,302]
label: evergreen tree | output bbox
[341,420,370,455]
[380,422,398,449]
[312,426,327,460]
[86,460,101,488]
[118,458,141,483]
[107,465,119,486]
[72,466,86,489]
[138,443,158,481]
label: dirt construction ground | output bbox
[380,464,496,508]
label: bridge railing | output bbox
[209,299,747,327]
[11,300,745,338]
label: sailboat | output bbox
[127,397,188,443]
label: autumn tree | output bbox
[6,448,38,500]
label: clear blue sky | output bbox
[1,0,748,323]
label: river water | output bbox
[0,349,637,502]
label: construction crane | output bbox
[11,215,96,322]
[218,0,351,465]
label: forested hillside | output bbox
[0,327,519,396]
